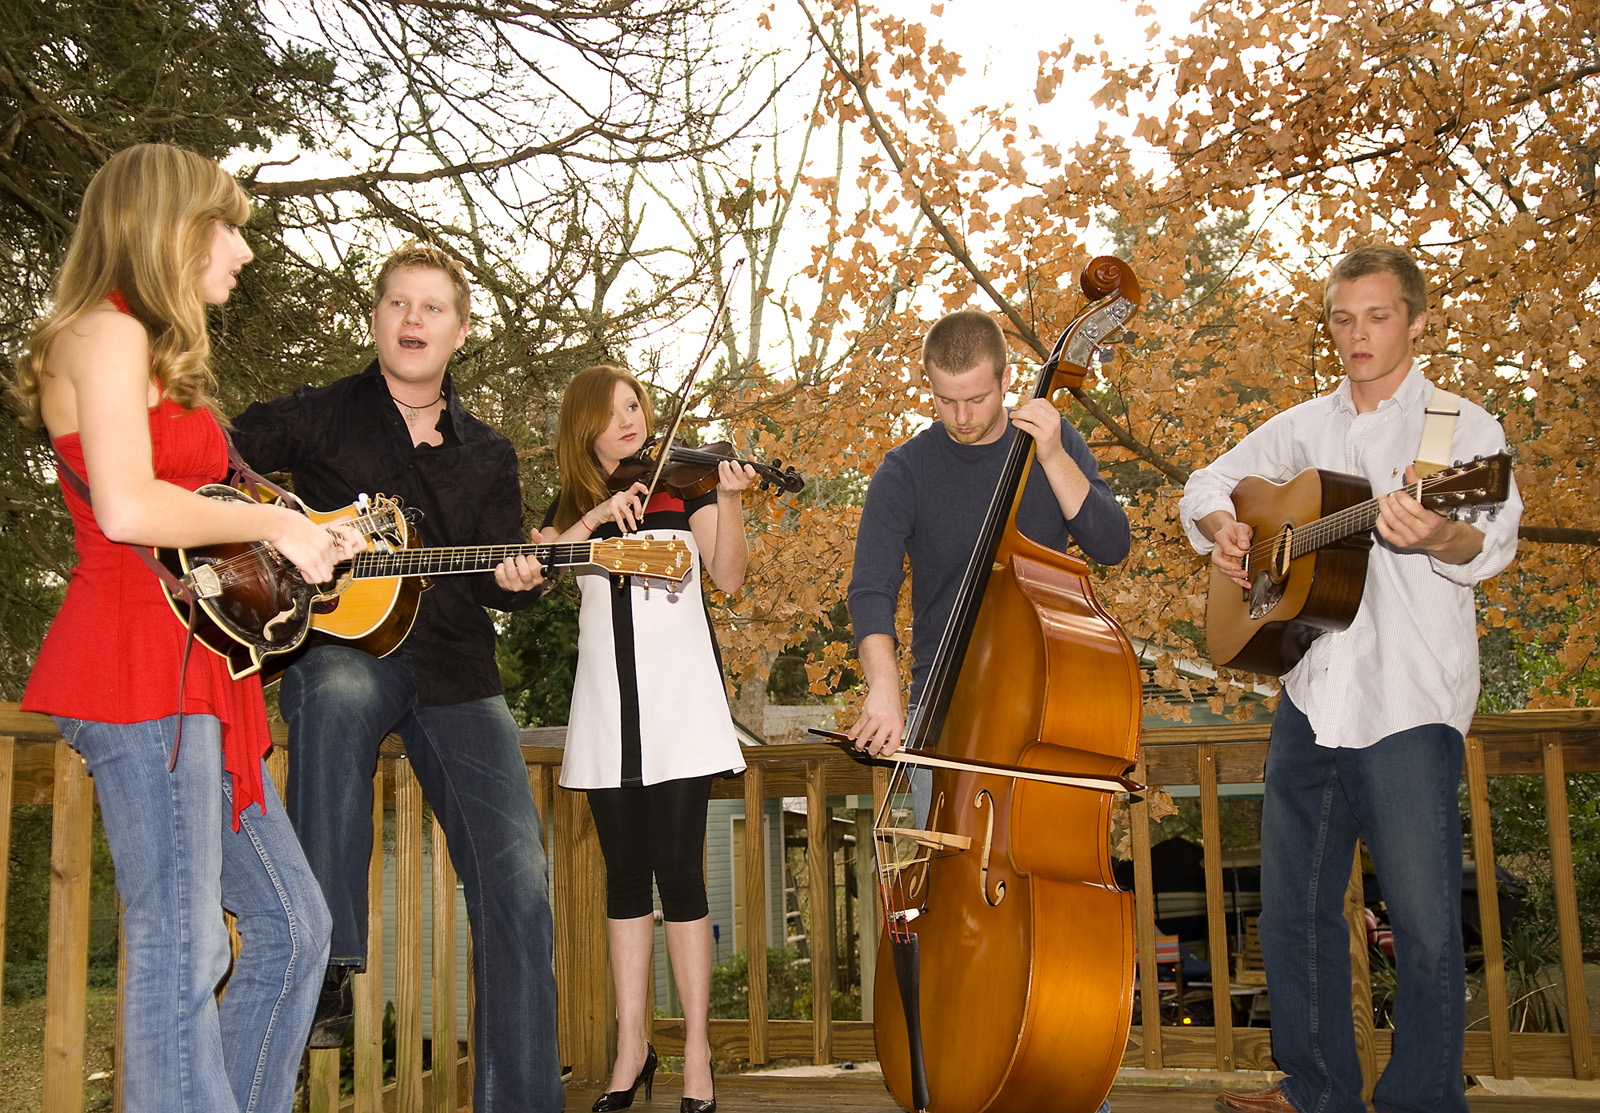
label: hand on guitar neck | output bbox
[1374,465,1486,564]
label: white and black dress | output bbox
[546,488,745,790]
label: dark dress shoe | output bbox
[307,965,356,1050]
[592,1043,657,1112]
[1214,1084,1298,1113]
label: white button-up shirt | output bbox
[1178,362,1522,748]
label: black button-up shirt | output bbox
[231,361,537,706]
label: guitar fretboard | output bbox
[1288,498,1384,560]
[347,542,602,578]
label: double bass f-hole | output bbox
[974,789,1005,907]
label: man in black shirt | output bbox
[231,242,561,1112]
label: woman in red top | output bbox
[11,143,361,1113]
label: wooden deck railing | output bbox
[3,705,1596,1112]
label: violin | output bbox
[608,437,805,500]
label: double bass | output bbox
[871,258,1143,1113]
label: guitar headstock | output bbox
[590,538,693,580]
[1419,452,1513,512]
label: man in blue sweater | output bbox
[846,308,1131,759]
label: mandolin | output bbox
[1204,452,1513,675]
[157,486,692,680]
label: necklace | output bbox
[389,385,445,425]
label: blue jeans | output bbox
[280,646,562,1113]
[57,714,330,1113]
[1259,693,1467,1113]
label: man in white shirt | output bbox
[1179,245,1521,1113]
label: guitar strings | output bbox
[1241,472,1458,578]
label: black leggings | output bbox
[585,776,714,922]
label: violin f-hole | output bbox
[974,789,1005,907]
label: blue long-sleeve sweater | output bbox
[848,415,1130,700]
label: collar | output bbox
[1333,359,1432,417]
[359,359,468,441]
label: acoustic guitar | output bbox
[1204,452,1512,675]
[157,487,693,680]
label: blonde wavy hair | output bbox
[552,364,655,531]
[9,143,252,429]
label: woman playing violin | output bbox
[541,363,756,1113]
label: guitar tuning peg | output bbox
[356,493,371,511]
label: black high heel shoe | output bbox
[592,1043,657,1112]
[679,1062,715,1113]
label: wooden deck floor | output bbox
[559,1072,1600,1112]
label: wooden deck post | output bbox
[432,810,459,1113]
[806,759,833,1064]
[743,763,770,1064]
[396,758,424,1112]
[1197,741,1235,1070]
[42,740,93,1113]
[854,794,878,1024]
[1128,750,1162,1069]
[354,765,386,1113]
[554,782,610,1082]
[1465,733,1513,1079]
[1540,732,1595,1079]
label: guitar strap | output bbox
[1414,385,1462,478]
[51,428,292,770]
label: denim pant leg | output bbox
[406,698,563,1113]
[280,646,416,964]
[58,714,237,1113]
[1259,695,1366,1113]
[1345,725,1468,1113]
[218,765,333,1113]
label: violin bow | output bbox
[637,258,746,509]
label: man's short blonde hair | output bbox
[373,241,472,323]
